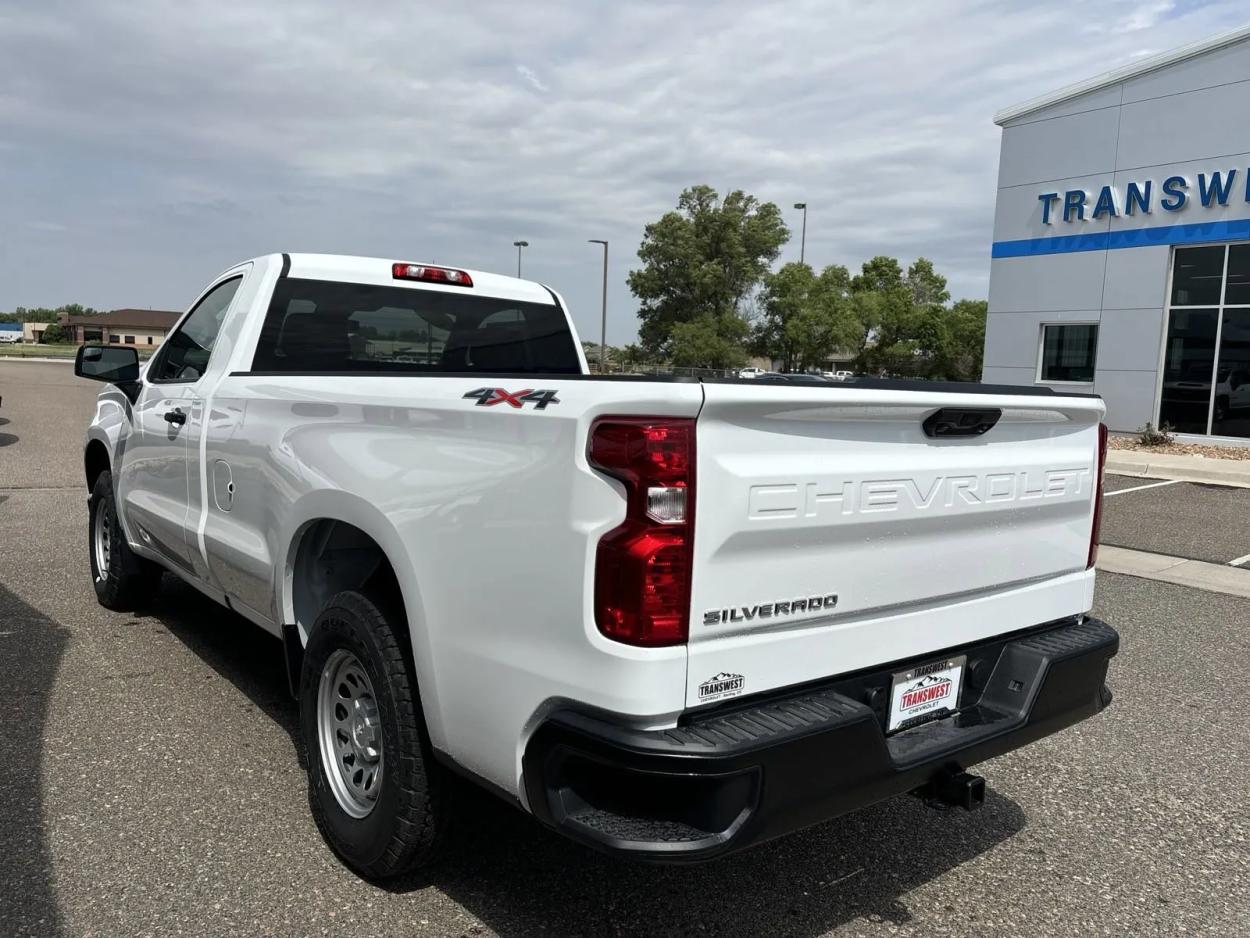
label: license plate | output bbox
[887,654,966,733]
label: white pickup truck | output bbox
[75,253,1118,879]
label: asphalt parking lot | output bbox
[1101,475,1250,566]
[2,359,1248,936]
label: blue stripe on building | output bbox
[991,218,1250,258]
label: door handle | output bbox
[164,408,187,426]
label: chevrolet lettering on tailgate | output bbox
[748,467,1093,522]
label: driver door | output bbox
[118,275,243,572]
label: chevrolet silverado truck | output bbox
[75,253,1118,879]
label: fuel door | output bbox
[212,459,234,512]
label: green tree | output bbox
[629,185,789,357]
[40,322,68,344]
[904,257,950,307]
[1,304,99,324]
[668,315,748,369]
[752,262,858,372]
[851,256,960,378]
[618,343,650,368]
[932,299,987,382]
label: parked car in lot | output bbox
[737,366,766,379]
[772,371,833,383]
[75,253,1119,879]
[823,370,855,381]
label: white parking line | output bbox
[1229,552,1250,568]
[1104,479,1184,497]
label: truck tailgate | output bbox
[686,382,1104,709]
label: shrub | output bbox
[1136,422,1174,447]
[40,322,68,344]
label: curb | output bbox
[1106,451,1250,489]
[1098,545,1250,598]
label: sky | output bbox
[2,0,1248,345]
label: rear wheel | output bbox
[88,470,162,610]
[300,589,449,879]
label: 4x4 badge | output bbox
[463,388,560,410]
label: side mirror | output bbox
[75,344,140,385]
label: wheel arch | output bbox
[287,517,408,642]
[278,492,444,745]
[84,437,111,492]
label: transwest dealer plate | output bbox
[887,654,965,733]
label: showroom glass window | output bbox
[1161,244,1250,438]
[1038,323,1097,383]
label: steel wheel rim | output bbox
[93,499,111,579]
[317,648,384,819]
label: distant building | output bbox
[60,308,181,348]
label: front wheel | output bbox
[88,469,162,610]
[300,590,449,879]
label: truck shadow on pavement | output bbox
[0,583,71,938]
[426,786,1025,936]
[146,578,1027,937]
[149,578,302,758]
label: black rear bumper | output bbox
[522,616,1118,862]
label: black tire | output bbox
[88,470,162,610]
[300,589,448,879]
[1215,396,1229,423]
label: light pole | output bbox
[513,240,529,277]
[793,203,807,265]
[588,239,608,371]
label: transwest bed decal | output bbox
[698,673,745,702]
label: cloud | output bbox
[516,65,548,93]
[0,0,1245,343]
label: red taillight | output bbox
[1088,422,1109,569]
[588,417,695,646]
[392,262,473,287]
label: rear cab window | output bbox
[251,279,582,374]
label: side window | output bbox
[150,276,242,383]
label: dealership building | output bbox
[984,25,1250,441]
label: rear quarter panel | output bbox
[202,373,703,795]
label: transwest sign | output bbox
[1038,169,1244,224]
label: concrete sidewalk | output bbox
[1097,545,1250,598]
[1107,449,1250,488]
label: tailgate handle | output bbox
[923,407,1001,438]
